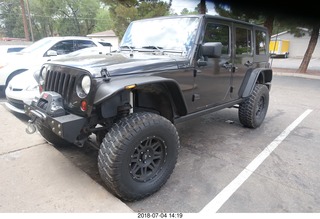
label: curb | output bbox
[273,71,320,80]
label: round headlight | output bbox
[81,75,91,95]
[39,67,47,83]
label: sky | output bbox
[168,0,217,15]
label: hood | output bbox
[1,52,44,69]
[48,52,189,77]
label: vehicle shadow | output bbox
[8,106,106,190]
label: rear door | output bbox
[231,24,254,100]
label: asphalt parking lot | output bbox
[0,73,320,214]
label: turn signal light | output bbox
[80,100,88,111]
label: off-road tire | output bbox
[98,112,180,201]
[36,119,72,147]
[238,84,269,128]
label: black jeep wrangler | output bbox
[25,15,272,201]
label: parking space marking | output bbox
[200,109,313,214]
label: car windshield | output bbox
[19,37,56,53]
[120,17,200,56]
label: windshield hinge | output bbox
[100,67,110,77]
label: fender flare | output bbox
[94,76,188,117]
[5,69,28,86]
[238,68,272,98]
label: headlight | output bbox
[38,67,47,84]
[76,75,91,98]
[81,75,91,94]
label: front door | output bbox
[191,20,233,112]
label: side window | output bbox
[75,40,97,50]
[50,40,74,55]
[235,27,252,55]
[255,30,267,55]
[204,23,230,55]
[7,47,24,53]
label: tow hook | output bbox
[26,117,37,134]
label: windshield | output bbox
[120,17,200,55]
[20,37,55,53]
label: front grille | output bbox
[44,69,76,103]
[42,65,93,116]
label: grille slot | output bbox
[44,69,77,103]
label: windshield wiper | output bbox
[141,46,163,53]
[141,46,186,55]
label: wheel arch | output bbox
[238,68,272,98]
[95,76,188,122]
[134,81,187,122]
[5,69,28,87]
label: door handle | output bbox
[244,60,253,67]
[223,62,237,73]
[223,62,233,69]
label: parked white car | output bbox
[5,46,112,114]
[0,36,108,92]
[5,67,39,114]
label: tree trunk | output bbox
[20,0,30,41]
[263,14,274,40]
[199,0,206,14]
[297,23,320,73]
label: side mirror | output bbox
[46,50,58,57]
[202,42,222,58]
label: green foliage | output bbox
[180,8,198,15]
[46,0,100,36]
[1,0,171,41]
[214,3,263,23]
[93,7,113,32]
[0,0,25,38]
[0,0,101,40]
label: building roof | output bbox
[87,30,116,37]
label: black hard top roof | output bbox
[133,14,265,29]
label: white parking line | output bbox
[200,109,313,214]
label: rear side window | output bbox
[7,47,25,53]
[75,40,97,50]
[255,30,267,55]
[235,27,252,55]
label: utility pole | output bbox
[20,0,30,41]
[25,0,34,42]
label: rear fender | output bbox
[238,68,272,98]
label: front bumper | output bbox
[24,91,87,144]
[5,98,25,114]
